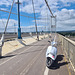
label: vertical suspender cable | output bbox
[32,0,39,41]
[0,0,14,45]
[44,0,57,40]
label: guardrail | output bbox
[58,34,75,72]
[0,32,47,41]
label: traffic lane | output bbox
[15,45,48,75]
[0,48,41,75]
[0,39,47,74]
[25,34,69,75]
[15,38,49,75]
[0,38,47,64]
[0,42,45,74]
[0,41,39,64]
[20,43,47,75]
[0,38,49,75]
[0,46,31,64]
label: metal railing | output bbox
[58,34,75,72]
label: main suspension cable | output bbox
[4,0,14,34]
[44,0,54,17]
[0,9,48,20]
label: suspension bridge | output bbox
[0,0,75,75]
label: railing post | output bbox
[68,41,70,60]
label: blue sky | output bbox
[0,0,75,32]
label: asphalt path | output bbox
[0,36,70,75]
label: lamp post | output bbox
[14,23,16,34]
[55,15,56,33]
[16,0,22,39]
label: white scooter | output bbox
[46,40,57,68]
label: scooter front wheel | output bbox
[46,57,53,68]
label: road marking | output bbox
[44,67,49,75]
[64,54,71,75]
[69,59,75,72]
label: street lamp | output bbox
[15,0,22,39]
[14,23,16,34]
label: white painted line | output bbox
[44,67,49,75]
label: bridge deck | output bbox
[0,36,72,75]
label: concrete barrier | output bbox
[58,34,75,72]
[2,34,48,56]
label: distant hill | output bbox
[57,30,75,32]
[57,30,75,36]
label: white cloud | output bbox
[54,8,75,31]
[0,0,75,31]
[0,0,12,7]
[0,8,7,11]
[20,4,33,14]
[0,19,18,32]
[61,0,75,3]
[55,8,75,21]
[21,25,36,32]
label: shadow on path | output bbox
[49,55,69,70]
[0,55,15,59]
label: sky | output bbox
[0,0,75,32]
